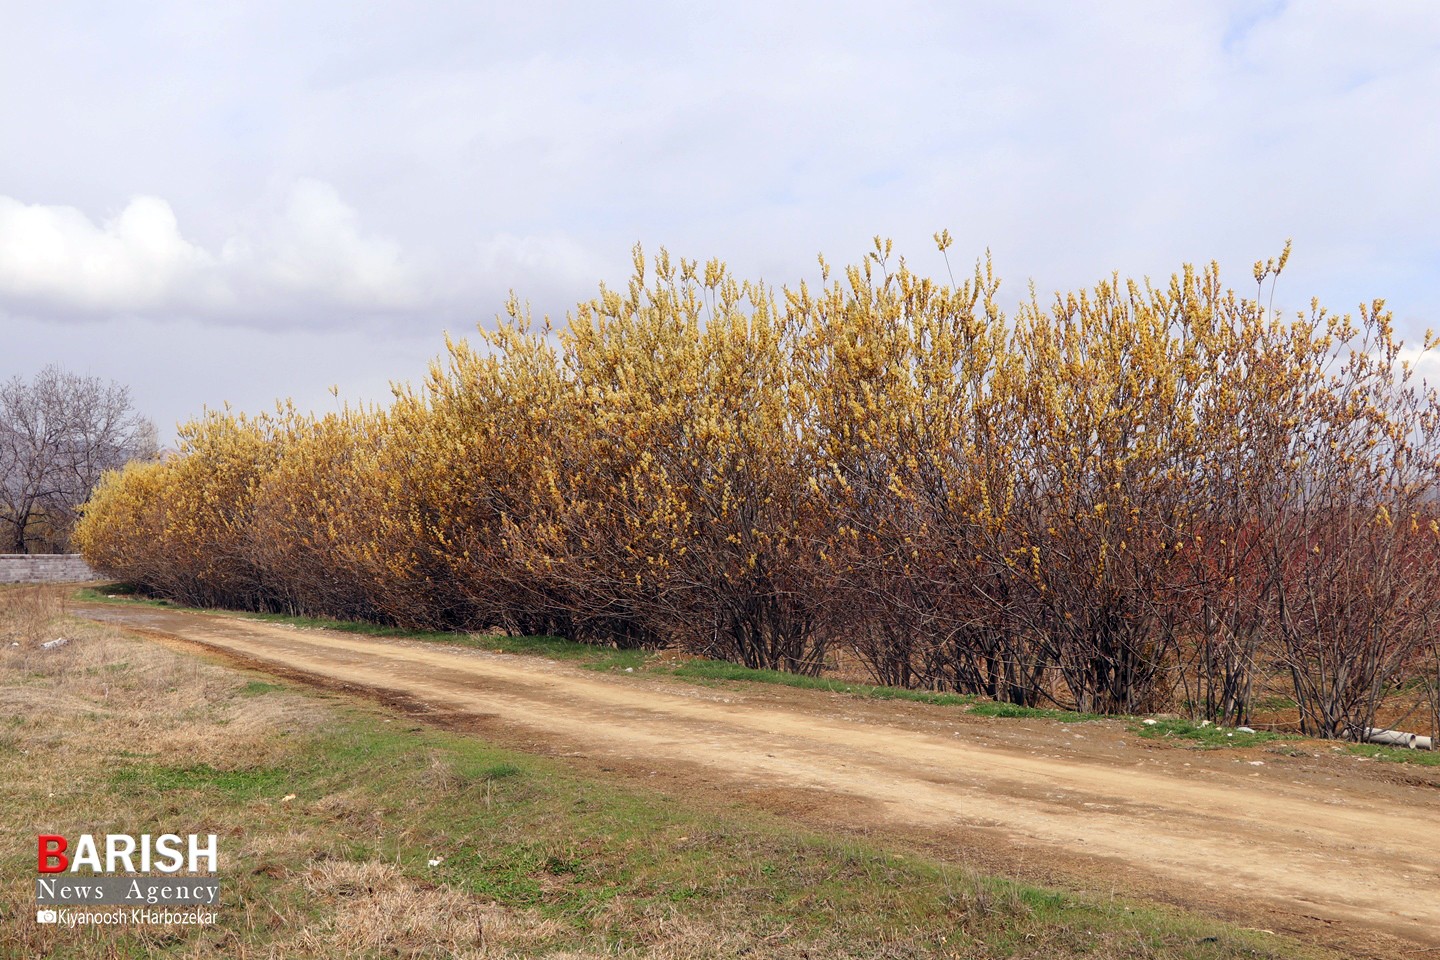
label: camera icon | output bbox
[36,909,58,924]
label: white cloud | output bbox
[226,179,421,312]
[0,194,211,313]
[0,180,426,325]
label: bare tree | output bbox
[0,366,156,553]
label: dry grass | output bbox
[0,583,68,646]
[0,599,320,777]
[283,861,564,959]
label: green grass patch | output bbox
[477,760,522,780]
[968,701,1102,723]
[240,679,285,696]
[669,658,977,706]
[460,632,648,671]
[74,585,172,607]
[92,581,144,596]
[1346,743,1440,766]
[1132,717,1287,748]
[111,762,290,799]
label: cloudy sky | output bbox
[2,1,1438,440]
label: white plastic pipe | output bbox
[1363,728,1425,749]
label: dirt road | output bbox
[77,602,1440,957]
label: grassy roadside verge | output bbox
[74,585,648,671]
[1130,718,1285,750]
[1345,743,1440,766]
[665,659,977,707]
[2,585,1341,958]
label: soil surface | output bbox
[76,602,1440,958]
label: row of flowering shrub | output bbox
[76,240,1440,736]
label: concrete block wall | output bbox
[0,554,97,583]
